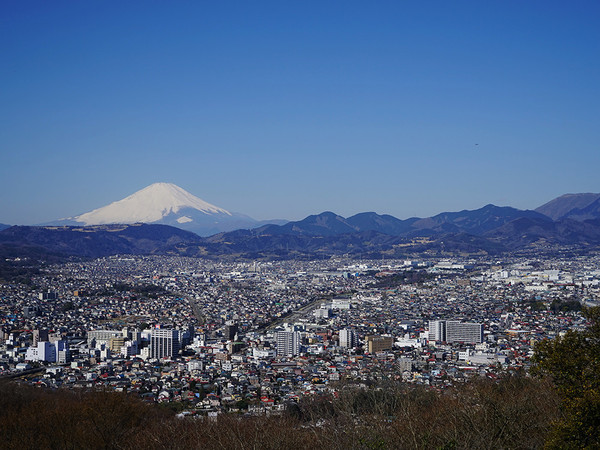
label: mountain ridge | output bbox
[0,224,202,258]
[4,191,600,260]
[247,204,549,238]
[535,193,600,221]
[36,186,600,237]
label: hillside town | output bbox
[1,253,599,416]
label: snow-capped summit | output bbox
[52,182,271,236]
[75,182,231,225]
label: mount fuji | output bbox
[50,183,280,236]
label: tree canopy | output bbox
[532,306,600,449]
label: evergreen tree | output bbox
[532,307,600,448]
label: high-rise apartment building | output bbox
[339,328,358,348]
[150,328,180,359]
[429,320,446,342]
[428,320,483,344]
[224,322,239,341]
[275,331,301,356]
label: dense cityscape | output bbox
[1,253,597,417]
[3,1,599,447]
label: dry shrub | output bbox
[0,374,559,450]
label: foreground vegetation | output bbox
[532,307,600,448]
[0,374,559,450]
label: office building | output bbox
[25,340,69,363]
[39,290,58,300]
[33,329,49,346]
[88,329,122,348]
[365,335,394,353]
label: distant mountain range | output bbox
[203,204,600,258]
[222,205,548,238]
[2,191,600,260]
[0,224,199,259]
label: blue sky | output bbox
[1,1,599,224]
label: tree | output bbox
[62,300,75,311]
[532,306,600,448]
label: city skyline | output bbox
[2,1,599,225]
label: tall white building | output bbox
[275,331,301,356]
[429,320,446,342]
[339,328,358,348]
[55,340,70,363]
[150,328,180,359]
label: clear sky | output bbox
[1,1,599,224]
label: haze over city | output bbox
[2,1,599,225]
